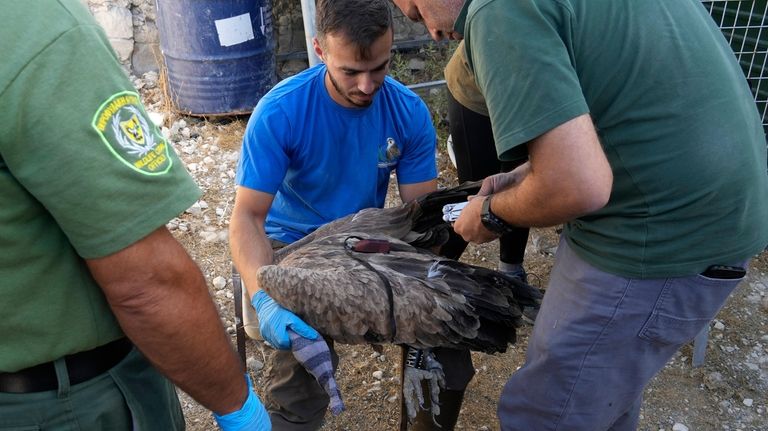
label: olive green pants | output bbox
[0,347,184,430]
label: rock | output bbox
[672,423,689,431]
[743,398,753,407]
[713,320,726,331]
[200,231,218,242]
[186,202,203,215]
[212,276,227,289]
[107,38,134,63]
[92,5,133,39]
[247,357,264,371]
[131,42,161,75]
[147,111,165,127]
[407,57,426,71]
[372,370,384,380]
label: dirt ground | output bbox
[133,73,768,431]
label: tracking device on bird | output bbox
[480,195,515,235]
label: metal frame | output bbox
[702,0,768,131]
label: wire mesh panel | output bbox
[702,0,768,140]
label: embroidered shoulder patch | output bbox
[91,91,172,175]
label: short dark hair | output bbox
[316,0,393,59]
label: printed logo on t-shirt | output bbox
[91,91,172,175]
[377,137,401,168]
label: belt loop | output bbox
[53,358,70,398]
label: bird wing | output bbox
[257,233,525,353]
[259,235,398,345]
[272,181,482,263]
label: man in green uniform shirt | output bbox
[0,1,268,429]
[391,0,768,429]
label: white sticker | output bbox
[215,13,255,47]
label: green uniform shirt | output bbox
[0,0,201,372]
[458,0,768,278]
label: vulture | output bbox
[255,181,543,420]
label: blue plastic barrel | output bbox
[156,0,275,115]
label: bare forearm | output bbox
[399,179,438,203]
[113,271,246,413]
[454,115,611,244]
[491,167,590,227]
[229,212,274,299]
[88,229,247,415]
[488,115,611,227]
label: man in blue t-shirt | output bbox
[230,0,473,428]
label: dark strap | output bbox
[344,236,397,341]
[0,338,133,393]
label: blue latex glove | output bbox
[251,290,319,349]
[214,374,270,431]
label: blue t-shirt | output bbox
[236,64,437,243]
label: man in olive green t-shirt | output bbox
[0,1,268,429]
[392,0,768,429]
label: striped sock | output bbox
[288,329,345,415]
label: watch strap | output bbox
[481,195,514,235]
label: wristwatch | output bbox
[480,195,514,235]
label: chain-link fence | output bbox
[703,0,768,144]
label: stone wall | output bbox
[84,0,160,75]
[84,0,428,77]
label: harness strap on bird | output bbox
[343,236,397,342]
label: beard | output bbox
[327,70,377,108]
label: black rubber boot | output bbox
[407,387,466,431]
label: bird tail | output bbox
[427,259,543,353]
[497,271,544,312]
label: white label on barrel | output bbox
[215,13,255,47]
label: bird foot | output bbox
[402,348,445,423]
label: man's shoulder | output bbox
[3,0,104,73]
[382,76,419,98]
[379,76,428,114]
[263,65,324,102]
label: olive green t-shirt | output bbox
[0,0,201,371]
[444,41,489,116]
[458,0,768,278]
